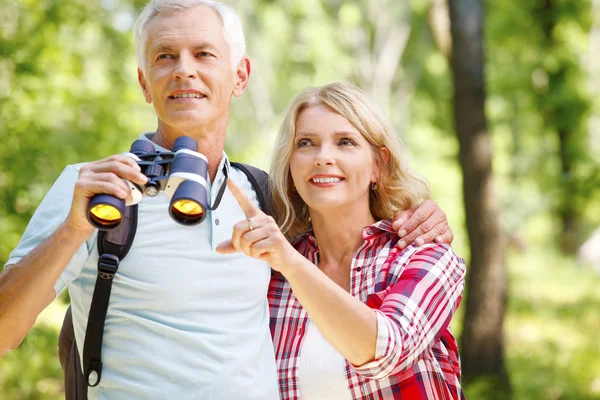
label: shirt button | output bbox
[366,229,372,235]
[356,267,362,272]
[215,218,220,225]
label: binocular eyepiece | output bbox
[87,136,209,230]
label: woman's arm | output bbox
[278,255,379,365]
[217,180,465,374]
[354,244,466,379]
[216,180,379,364]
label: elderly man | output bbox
[0,1,452,399]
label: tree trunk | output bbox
[448,0,511,395]
[540,0,582,255]
[557,127,579,254]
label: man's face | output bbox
[138,6,242,133]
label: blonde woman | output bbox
[218,82,465,399]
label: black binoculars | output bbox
[87,136,209,230]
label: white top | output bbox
[6,133,279,400]
[298,319,353,400]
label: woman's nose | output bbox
[314,146,335,166]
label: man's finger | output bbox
[435,229,454,245]
[227,179,260,218]
[392,208,414,232]
[86,159,147,186]
[397,214,443,249]
[412,222,454,248]
[395,201,435,238]
[413,228,443,248]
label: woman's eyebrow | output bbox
[295,131,316,137]
[333,130,360,137]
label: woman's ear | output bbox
[373,146,390,182]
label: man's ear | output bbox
[138,68,152,104]
[233,57,251,97]
[373,146,391,182]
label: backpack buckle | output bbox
[98,254,119,280]
[86,359,103,386]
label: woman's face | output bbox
[289,105,378,214]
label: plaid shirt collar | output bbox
[292,219,397,251]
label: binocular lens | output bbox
[169,180,207,225]
[170,200,204,225]
[90,204,122,223]
[172,200,204,217]
[87,194,126,230]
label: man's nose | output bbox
[173,53,195,80]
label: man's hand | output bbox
[392,200,454,249]
[65,155,148,238]
[216,179,305,273]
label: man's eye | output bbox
[197,51,212,57]
[157,54,172,60]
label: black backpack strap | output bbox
[230,162,273,216]
[82,204,138,392]
[59,305,87,400]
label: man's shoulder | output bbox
[230,162,268,178]
[55,162,88,181]
[44,162,88,192]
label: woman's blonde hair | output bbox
[270,82,431,239]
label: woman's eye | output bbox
[297,139,311,147]
[157,54,172,60]
[339,138,356,146]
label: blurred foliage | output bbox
[485,0,598,247]
[453,249,600,400]
[1,0,599,399]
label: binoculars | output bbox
[87,136,209,230]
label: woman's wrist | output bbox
[278,251,309,279]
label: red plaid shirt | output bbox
[268,219,466,399]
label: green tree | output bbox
[534,0,592,254]
[0,0,153,268]
[448,0,511,396]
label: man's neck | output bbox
[153,123,227,182]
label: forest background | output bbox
[1,0,599,399]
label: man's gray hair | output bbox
[134,0,246,73]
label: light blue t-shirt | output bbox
[6,134,279,399]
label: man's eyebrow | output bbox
[151,45,176,54]
[150,43,221,55]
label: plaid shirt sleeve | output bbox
[352,243,466,380]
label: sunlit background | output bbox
[1,0,599,399]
